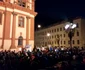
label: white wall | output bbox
[4,40,11,50]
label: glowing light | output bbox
[19,48,22,51]
[47,33,51,36]
[65,23,77,29]
[42,47,45,51]
[65,24,70,29]
[71,24,77,29]
[38,25,41,28]
[61,48,64,50]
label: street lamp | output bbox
[56,34,60,47]
[46,33,51,47]
[38,24,41,28]
[47,33,51,37]
[65,22,77,50]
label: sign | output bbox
[25,44,32,52]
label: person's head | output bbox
[83,56,85,62]
[31,53,35,60]
[73,55,76,60]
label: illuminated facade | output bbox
[0,0,37,51]
[35,18,85,48]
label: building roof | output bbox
[35,17,85,32]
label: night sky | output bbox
[35,0,85,29]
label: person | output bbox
[29,53,40,70]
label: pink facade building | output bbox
[0,0,37,51]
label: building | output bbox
[0,0,37,51]
[35,18,85,48]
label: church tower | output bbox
[0,0,37,51]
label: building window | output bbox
[52,30,53,33]
[55,29,56,32]
[64,34,65,37]
[63,27,65,30]
[18,0,26,7]
[60,27,62,31]
[64,41,66,44]
[76,23,79,28]
[77,40,80,44]
[18,36,23,46]
[50,36,51,39]
[57,28,59,32]
[52,41,53,44]
[61,41,62,44]
[68,40,70,44]
[52,36,53,38]
[60,34,62,37]
[45,42,47,46]
[18,16,24,27]
[50,30,51,33]
[0,13,2,24]
[55,41,56,44]
[77,31,79,36]
[43,42,44,44]
[73,40,75,44]
[55,35,56,38]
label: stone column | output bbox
[25,1,29,8]
[0,12,4,49]
[26,17,30,45]
[29,17,34,51]
[14,0,18,4]
[10,12,17,49]
[1,11,11,49]
[32,0,35,11]
[30,17,34,40]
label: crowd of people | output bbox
[0,47,85,70]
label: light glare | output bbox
[65,24,70,29]
[65,23,76,29]
[47,33,50,36]
[19,48,22,51]
[38,25,41,28]
[71,24,77,29]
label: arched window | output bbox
[18,36,23,46]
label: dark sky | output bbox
[35,0,85,29]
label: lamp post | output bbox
[56,34,60,47]
[65,23,77,50]
[46,33,51,46]
[47,33,52,50]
